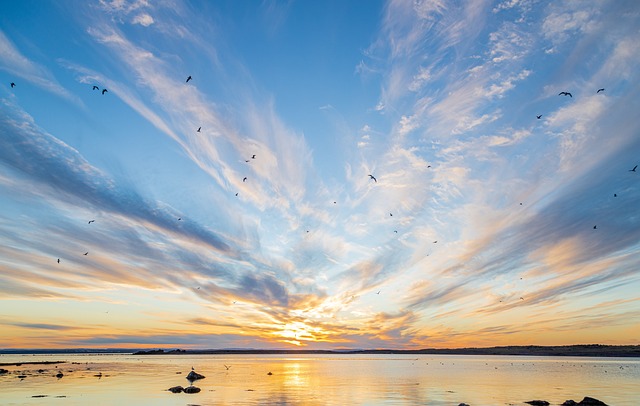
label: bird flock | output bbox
[5,77,636,307]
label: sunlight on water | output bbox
[0,354,638,405]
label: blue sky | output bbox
[1,0,639,349]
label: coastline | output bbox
[136,344,640,357]
[1,344,638,357]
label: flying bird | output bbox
[433,240,438,243]
[186,76,192,83]
[197,127,201,132]
[376,290,381,295]
[593,225,597,229]
[101,89,108,95]
[252,154,256,159]
[178,217,182,221]
[559,91,572,97]
[614,193,617,197]
[390,213,393,216]
[57,258,60,264]
[88,220,95,224]
[10,82,16,88]
[243,177,247,182]
[536,115,542,119]
[92,85,99,90]
[224,365,231,370]
[597,88,605,93]
[84,252,88,256]
[630,165,637,172]
[368,174,377,182]
[394,230,398,233]
[235,192,238,196]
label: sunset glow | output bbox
[1,0,639,350]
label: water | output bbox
[0,353,638,405]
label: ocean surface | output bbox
[0,353,638,405]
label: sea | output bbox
[0,353,638,405]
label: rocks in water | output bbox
[186,370,205,381]
[18,375,27,379]
[267,371,273,375]
[525,401,549,406]
[0,369,8,374]
[32,395,48,398]
[458,403,470,406]
[562,397,608,406]
[184,385,201,394]
[55,372,64,378]
[167,386,184,393]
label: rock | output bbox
[18,375,27,378]
[167,386,184,393]
[576,397,608,406]
[458,403,470,406]
[0,369,8,374]
[525,401,549,406]
[184,385,201,394]
[562,397,608,406]
[186,370,205,381]
[55,372,64,378]
[267,371,273,375]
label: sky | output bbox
[1,0,639,350]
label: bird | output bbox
[252,154,256,159]
[614,193,617,197]
[197,127,201,132]
[433,240,438,243]
[10,82,16,88]
[394,230,398,233]
[376,290,381,295]
[235,192,238,196]
[101,89,108,95]
[520,297,524,300]
[559,91,572,97]
[368,174,377,182]
[243,177,247,182]
[597,88,605,93]
[88,220,95,224]
[92,85,99,90]
[536,115,542,119]
[593,225,597,229]
[390,213,393,216]
[84,252,88,256]
[178,217,182,221]
[245,160,250,162]
[630,165,637,172]
[333,201,337,204]
[186,76,192,83]
[224,365,231,370]
[57,258,60,263]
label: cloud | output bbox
[0,30,82,106]
[132,13,154,27]
[0,100,233,255]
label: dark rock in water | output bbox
[32,395,48,398]
[267,371,273,375]
[525,401,549,406]
[184,385,201,394]
[55,372,64,378]
[18,375,27,378]
[167,386,184,393]
[0,369,8,374]
[458,403,470,406]
[38,369,45,373]
[563,397,608,406]
[186,370,205,381]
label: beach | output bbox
[0,353,638,405]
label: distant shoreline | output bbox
[133,344,640,357]
[2,344,638,357]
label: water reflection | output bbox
[0,354,637,405]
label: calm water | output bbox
[0,353,638,405]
